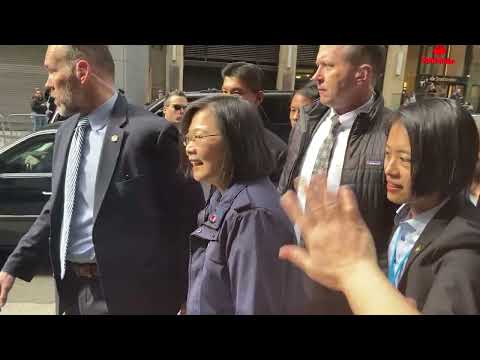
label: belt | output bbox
[68,262,99,279]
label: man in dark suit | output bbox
[0,45,204,315]
[220,62,287,186]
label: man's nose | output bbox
[292,111,299,121]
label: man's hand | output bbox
[278,175,377,293]
[25,154,41,171]
[0,272,16,311]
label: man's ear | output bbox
[75,60,90,85]
[255,90,265,106]
[355,64,373,85]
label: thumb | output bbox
[279,245,311,273]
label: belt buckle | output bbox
[75,263,96,279]
[85,264,96,279]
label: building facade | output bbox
[401,45,480,112]
[2,45,478,117]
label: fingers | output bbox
[278,245,311,273]
[0,284,9,309]
[281,190,315,242]
[306,175,337,218]
[405,297,418,310]
[280,191,304,226]
[293,176,303,192]
[0,273,14,310]
[338,185,362,222]
[305,175,327,215]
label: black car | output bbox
[0,124,59,252]
[147,90,293,143]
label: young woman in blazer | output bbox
[280,98,480,314]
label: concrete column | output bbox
[109,45,150,106]
[382,45,409,109]
[165,45,184,91]
[149,45,167,101]
[276,45,298,90]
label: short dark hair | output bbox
[221,62,264,92]
[388,98,478,198]
[291,81,319,104]
[343,45,386,86]
[164,90,187,106]
[179,95,273,186]
[63,45,115,79]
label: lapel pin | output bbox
[111,134,119,143]
[415,245,423,253]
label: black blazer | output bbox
[2,94,205,314]
[398,193,480,314]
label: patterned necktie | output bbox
[59,117,90,279]
[312,114,341,176]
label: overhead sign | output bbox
[421,45,456,65]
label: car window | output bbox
[0,133,55,174]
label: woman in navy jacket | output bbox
[180,95,296,315]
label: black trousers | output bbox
[62,265,109,315]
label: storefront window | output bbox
[413,45,470,104]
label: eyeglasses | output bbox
[182,134,221,147]
[172,104,188,111]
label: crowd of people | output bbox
[1,44,479,315]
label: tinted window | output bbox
[0,133,55,173]
[261,93,292,142]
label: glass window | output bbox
[0,133,54,174]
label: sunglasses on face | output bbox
[171,104,188,111]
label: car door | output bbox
[0,131,55,250]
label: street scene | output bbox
[0,45,480,315]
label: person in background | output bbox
[221,62,287,186]
[31,88,48,131]
[163,90,188,130]
[289,81,319,129]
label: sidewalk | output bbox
[0,276,55,315]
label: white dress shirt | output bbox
[64,92,118,263]
[295,95,374,243]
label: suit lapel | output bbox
[397,197,457,291]
[93,95,128,223]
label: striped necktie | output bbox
[312,114,341,176]
[59,117,90,279]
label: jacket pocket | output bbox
[114,174,145,196]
